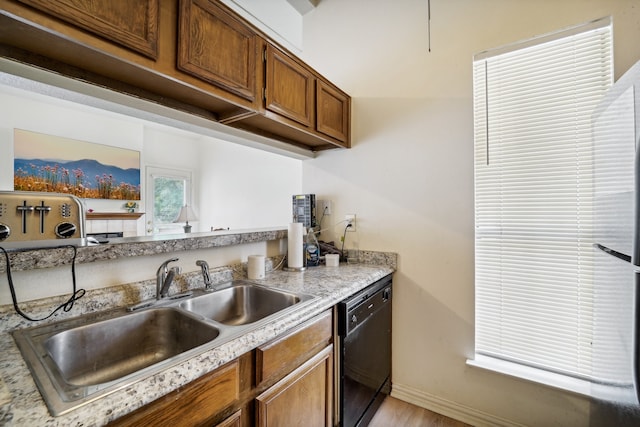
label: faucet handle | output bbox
[196,260,213,290]
[160,269,176,298]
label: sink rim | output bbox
[12,280,319,417]
[179,281,316,325]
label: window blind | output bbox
[473,18,619,387]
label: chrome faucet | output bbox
[157,258,179,299]
[196,260,214,291]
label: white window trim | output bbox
[467,355,636,404]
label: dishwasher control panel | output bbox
[0,191,85,243]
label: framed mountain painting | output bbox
[13,129,141,200]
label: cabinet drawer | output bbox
[256,310,332,385]
[109,360,239,426]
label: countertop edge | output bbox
[0,227,288,273]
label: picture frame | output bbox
[13,129,141,201]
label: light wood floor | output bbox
[369,396,473,427]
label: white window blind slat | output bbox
[472,17,627,389]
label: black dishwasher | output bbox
[338,274,392,427]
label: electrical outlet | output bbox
[318,199,332,215]
[345,214,356,232]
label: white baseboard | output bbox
[390,382,526,427]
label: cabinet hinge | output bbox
[263,48,267,62]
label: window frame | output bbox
[145,166,194,235]
[468,17,632,401]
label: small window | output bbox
[146,166,192,235]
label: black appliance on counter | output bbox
[338,274,392,426]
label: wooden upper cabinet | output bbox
[317,79,350,143]
[263,42,350,148]
[178,0,258,103]
[265,43,314,128]
[16,0,159,58]
[3,0,350,151]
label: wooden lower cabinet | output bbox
[107,310,334,427]
[108,359,241,427]
[255,345,333,427]
[256,310,332,385]
[216,409,242,427]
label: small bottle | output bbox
[305,228,320,267]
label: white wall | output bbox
[0,84,301,231]
[199,138,301,231]
[222,0,304,52]
[0,86,143,192]
[0,85,302,302]
[300,1,640,426]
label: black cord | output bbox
[319,206,329,232]
[340,223,352,260]
[1,245,85,321]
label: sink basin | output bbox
[13,307,220,416]
[179,283,312,325]
[44,308,220,387]
[12,280,317,416]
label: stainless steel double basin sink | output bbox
[12,280,317,416]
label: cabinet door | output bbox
[215,409,242,427]
[178,0,258,102]
[265,44,315,128]
[256,345,333,427]
[316,80,350,144]
[16,0,159,58]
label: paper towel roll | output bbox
[287,222,304,269]
[248,255,266,280]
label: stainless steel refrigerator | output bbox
[592,60,640,405]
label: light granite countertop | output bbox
[0,256,395,426]
[0,228,287,273]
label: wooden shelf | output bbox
[86,212,145,220]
